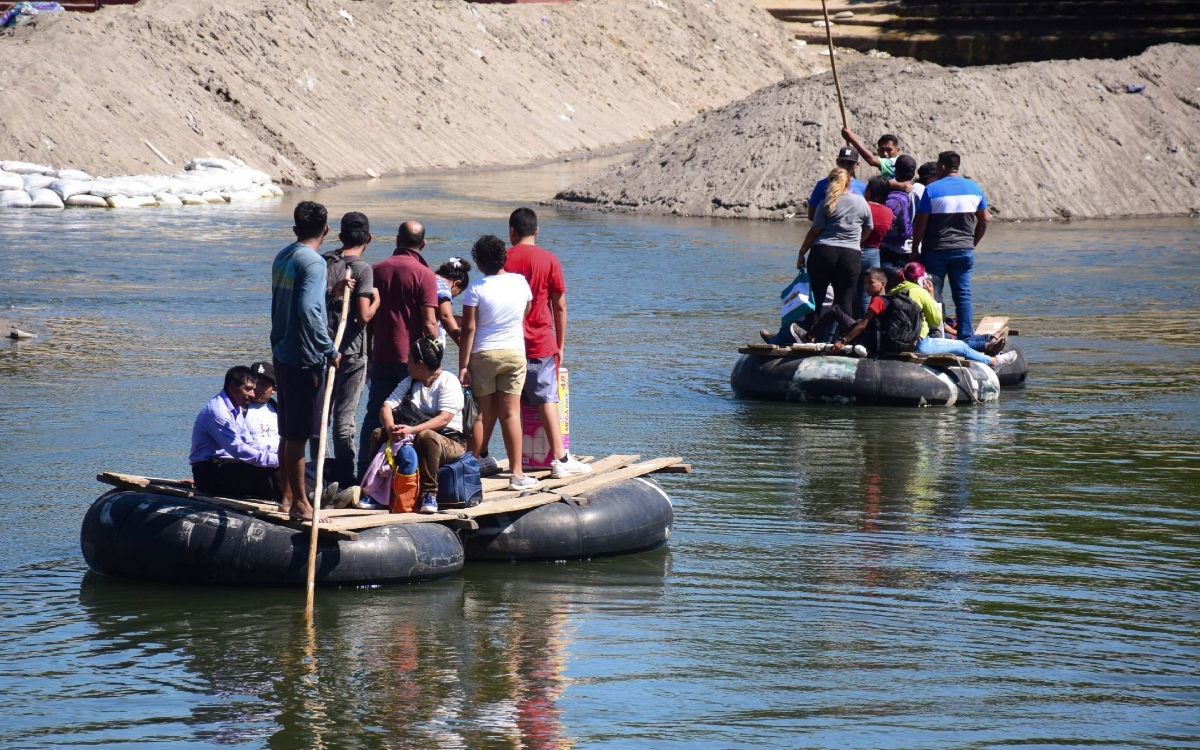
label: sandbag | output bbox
[0,171,22,191]
[154,192,183,206]
[0,190,33,208]
[257,186,276,199]
[22,174,55,191]
[177,194,207,205]
[265,183,284,197]
[65,194,109,208]
[187,157,238,171]
[201,191,226,203]
[54,169,92,181]
[0,161,53,175]
[106,195,157,208]
[136,175,171,193]
[50,179,91,200]
[87,180,123,198]
[227,189,261,202]
[91,178,154,198]
[28,188,64,208]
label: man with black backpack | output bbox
[317,212,379,488]
[803,268,922,355]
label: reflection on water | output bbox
[0,163,1198,747]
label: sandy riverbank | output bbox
[0,0,818,187]
[554,44,1200,221]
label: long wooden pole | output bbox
[819,0,849,131]
[304,268,354,620]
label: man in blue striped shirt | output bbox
[911,151,991,339]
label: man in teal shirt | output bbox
[271,201,345,522]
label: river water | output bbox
[1,162,1197,748]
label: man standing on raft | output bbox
[271,201,345,522]
[504,208,591,479]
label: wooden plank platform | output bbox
[98,453,689,538]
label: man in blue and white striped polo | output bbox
[911,151,991,340]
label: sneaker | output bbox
[355,497,387,510]
[509,474,541,491]
[478,455,500,476]
[551,454,593,479]
[418,493,438,514]
[850,344,868,358]
[789,322,807,343]
[995,350,1018,368]
[332,485,361,509]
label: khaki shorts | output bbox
[469,349,527,397]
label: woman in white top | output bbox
[379,336,466,513]
[458,234,539,491]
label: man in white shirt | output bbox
[246,361,280,454]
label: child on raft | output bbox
[434,257,471,347]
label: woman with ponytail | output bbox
[796,166,874,338]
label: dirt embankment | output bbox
[0,0,807,186]
[554,44,1200,221]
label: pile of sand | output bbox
[0,0,807,186]
[554,44,1200,221]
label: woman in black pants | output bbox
[798,167,873,339]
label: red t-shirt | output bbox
[868,295,888,317]
[863,202,895,249]
[504,244,566,359]
[371,248,438,364]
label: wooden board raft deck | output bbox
[98,454,689,542]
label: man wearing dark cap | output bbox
[807,146,867,220]
[879,154,920,270]
[246,360,279,455]
[317,212,379,487]
[358,220,439,479]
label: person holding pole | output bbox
[270,201,349,523]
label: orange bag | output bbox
[386,440,420,514]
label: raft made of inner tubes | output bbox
[991,339,1028,386]
[463,476,674,561]
[81,490,464,587]
[731,350,1005,406]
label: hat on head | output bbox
[894,154,918,181]
[340,211,369,233]
[917,161,938,179]
[249,361,275,385]
[836,146,859,164]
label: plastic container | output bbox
[520,365,569,468]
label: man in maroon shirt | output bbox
[356,221,439,479]
[503,208,591,479]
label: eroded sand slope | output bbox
[556,44,1200,220]
[0,0,804,185]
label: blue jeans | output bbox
[921,247,974,339]
[356,361,409,480]
[916,335,991,365]
[856,247,881,318]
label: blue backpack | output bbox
[438,451,483,508]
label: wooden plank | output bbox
[479,455,596,492]
[652,463,692,474]
[975,316,1010,337]
[558,457,682,498]
[481,454,640,502]
[321,510,464,532]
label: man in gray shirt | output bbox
[317,211,379,487]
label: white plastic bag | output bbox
[0,189,33,208]
[50,179,91,200]
[65,194,108,208]
[154,192,183,206]
[54,169,92,181]
[0,171,22,191]
[177,194,207,205]
[22,174,55,191]
[28,189,64,209]
[187,157,238,171]
[0,161,53,175]
[106,195,157,208]
[201,191,226,203]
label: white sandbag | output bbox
[54,169,92,181]
[91,178,154,198]
[105,194,157,208]
[177,194,207,205]
[187,157,238,171]
[265,183,284,197]
[154,192,183,206]
[205,191,229,203]
[65,194,108,208]
[223,172,256,192]
[50,179,90,200]
[0,171,22,191]
[243,168,273,185]
[257,186,276,199]
[0,190,33,208]
[87,180,122,198]
[28,189,64,209]
[136,175,171,193]
[22,174,55,191]
[227,189,261,202]
[1,161,54,175]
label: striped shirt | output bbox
[915,175,987,252]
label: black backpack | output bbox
[876,292,923,354]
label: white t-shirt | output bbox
[246,400,279,453]
[462,272,531,353]
[384,370,465,434]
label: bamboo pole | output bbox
[304,268,354,620]
[819,0,849,131]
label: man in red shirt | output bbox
[503,208,590,479]
[356,221,439,479]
